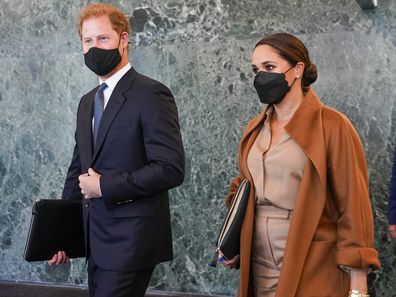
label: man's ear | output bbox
[121,31,129,48]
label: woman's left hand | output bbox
[219,252,240,269]
[349,268,368,295]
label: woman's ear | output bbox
[295,62,305,79]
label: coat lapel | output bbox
[238,109,266,179]
[276,89,328,297]
[237,110,266,296]
[284,89,327,189]
[92,68,137,162]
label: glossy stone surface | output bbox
[0,0,395,296]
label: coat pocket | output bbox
[111,117,134,129]
[108,200,154,218]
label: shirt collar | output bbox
[99,62,132,93]
[99,63,131,107]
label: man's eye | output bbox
[100,37,108,41]
[252,68,260,74]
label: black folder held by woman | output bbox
[210,179,250,267]
[24,199,85,262]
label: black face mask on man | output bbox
[84,36,123,76]
[253,65,296,105]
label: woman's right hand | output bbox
[47,251,69,265]
[222,253,240,269]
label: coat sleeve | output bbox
[388,148,396,224]
[225,175,243,209]
[324,110,380,270]
[100,82,185,208]
[224,121,253,209]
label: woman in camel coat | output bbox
[222,33,380,297]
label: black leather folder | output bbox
[24,199,86,262]
[211,179,250,266]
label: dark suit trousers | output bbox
[88,255,154,297]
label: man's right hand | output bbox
[47,251,69,265]
[389,225,396,239]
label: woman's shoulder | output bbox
[321,105,362,145]
[322,105,356,131]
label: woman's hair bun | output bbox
[302,63,318,86]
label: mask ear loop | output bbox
[285,64,298,88]
[289,77,297,88]
[103,36,123,65]
[284,64,296,74]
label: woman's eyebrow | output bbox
[251,60,277,67]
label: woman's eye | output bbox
[252,68,260,74]
[265,65,275,71]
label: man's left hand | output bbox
[79,168,102,199]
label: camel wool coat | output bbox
[225,89,380,297]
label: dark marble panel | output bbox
[0,0,396,296]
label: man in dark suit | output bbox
[48,3,185,297]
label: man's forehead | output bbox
[81,15,115,36]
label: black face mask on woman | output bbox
[84,37,122,76]
[253,66,296,105]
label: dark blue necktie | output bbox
[93,83,108,145]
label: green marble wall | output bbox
[0,0,395,296]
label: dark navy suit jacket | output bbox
[62,67,185,271]
[389,149,396,224]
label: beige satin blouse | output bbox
[247,107,308,210]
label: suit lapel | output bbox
[92,68,138,161]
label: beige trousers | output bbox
[251,205,292,297]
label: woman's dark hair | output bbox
[255,33,317,93]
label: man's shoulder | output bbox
[82,86,97,98]
[133,70,171,94]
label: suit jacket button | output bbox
[85,202,88,208]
